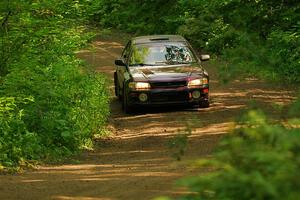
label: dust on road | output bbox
[0,36,296,200]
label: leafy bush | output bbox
[156,110,300,200]
[0,97,41,169]
[267,28,300,83]
[1,57,109,153]
[0,1,110,170]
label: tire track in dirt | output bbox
[0,37,296,200]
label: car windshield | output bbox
[129,43,197,66]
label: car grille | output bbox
[151,91,189,102]
[151,81,187,88]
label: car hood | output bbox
[129,64,205,82]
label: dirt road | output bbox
[0,37,296,200]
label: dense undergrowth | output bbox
[0,1,109,170]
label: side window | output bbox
[122,41,131,62]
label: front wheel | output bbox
[122,87,133,114]
[114,72,122,101]
[114,72,119,95]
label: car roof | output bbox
[132,35,187,45]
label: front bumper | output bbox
[127,87,209,106]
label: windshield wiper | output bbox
[129,63,156,66]
[173,61,193,64]
[156,61,194,65]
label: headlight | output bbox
[188,79,202,86]
[128,82,151,90]
[202,78,208,84]
[188,78,208,87]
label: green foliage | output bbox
[0,97,41,168]
[166,110,300,200]
[179,0,300,83]
[0,0,110,170]
[267,28,300,83]
[168,128,191,161]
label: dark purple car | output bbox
[114,35,210,113]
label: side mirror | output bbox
[200,54,210,61]
[115,59,126,66]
